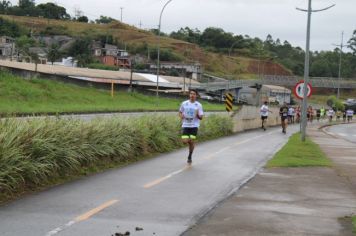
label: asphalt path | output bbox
[0,125,298,236]
[326,122,356,143]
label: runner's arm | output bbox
[196,105,204,120]
[179,104,185,120]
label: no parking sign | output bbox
[294,81,312,100]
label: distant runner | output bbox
[288,106,295,124]
[260,101,272,131]
[346,109,354,123]
[336,110,342,121]
[279,102,289,134]
[327,108,335,123]
[316,108,321,122]
[179,89,204,165]
[343,110,347,122]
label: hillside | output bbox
[0,71,223,115]
[0,14,291,79]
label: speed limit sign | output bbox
[294,81,312,99]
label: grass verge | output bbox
[353,216,356,234]
[0,70,224,115]
[0,114,233,204]
[266,133,332,168]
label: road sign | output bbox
[225,93,233,112]
[294,81,312,99]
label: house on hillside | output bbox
[29,47,48,64]
[92,43,130,69]
[0,36,15,59]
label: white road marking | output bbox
[45,200,119,236]
[143,130,280,188]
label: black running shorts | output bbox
[181,127,198,140]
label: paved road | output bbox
[0,125,298,236]
[325,123,356,143]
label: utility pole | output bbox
[120,7,124,22]
[297,0,335,142]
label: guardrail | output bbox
[197,75,356,92]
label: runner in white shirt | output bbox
[179,89,204,165]
[346,109,354,123]
[327,108,335,122]
[260,101,272,131]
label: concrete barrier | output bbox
[232,105,281,132]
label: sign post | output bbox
[225,93,234,112]
[294,81,312,100]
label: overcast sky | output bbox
[10,0,356,51]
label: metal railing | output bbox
[197,75,356,92]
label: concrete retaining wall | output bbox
[232,106,281,133]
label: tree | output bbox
[68,38,93,67]
[0,0,11,13]
[37,3,70,20]
[200,27,234,48]
[0,17,25,37]
[18,0,35,9]
[95,15,114,24]
[47,43,61,65]
[348,30,356,55]
[77,15,89,23]
[15,35,35,53]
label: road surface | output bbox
[325,123,356,143]
[0,125,298,236]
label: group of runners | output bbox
[325,107,354,123]
[178,89,354,165]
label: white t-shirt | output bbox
[346,109,354,116]
[327,109,335,117]
[288,107,295,116]
[179,100,204,128]
[260,104,269,117]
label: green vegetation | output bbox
[0,71,224,114]
[267,133,332,168]
[87,63,120,71]
[327,95,345,111]
[0,114,233,201]
[353,216,356,234]
[171,27,356,78]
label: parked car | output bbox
[200,95,214,101]
[344,98,356,112]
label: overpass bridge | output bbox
[195,75,356,92]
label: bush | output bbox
[88,63,120,71]
[326,95,345,111]
[0,114,232,196]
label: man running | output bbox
[316,108,321,122]
[179,89,204,165]
[346,108,354,122]
[279,102,289,134]
[260,101,271,131]
[327,108,335,123]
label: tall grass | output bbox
[0,114,232,197]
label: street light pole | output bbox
[337,32,343,100]
[156,0,173,102]
[333,31,349,100]
[120,7,124,22]
[297,0,335,142]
